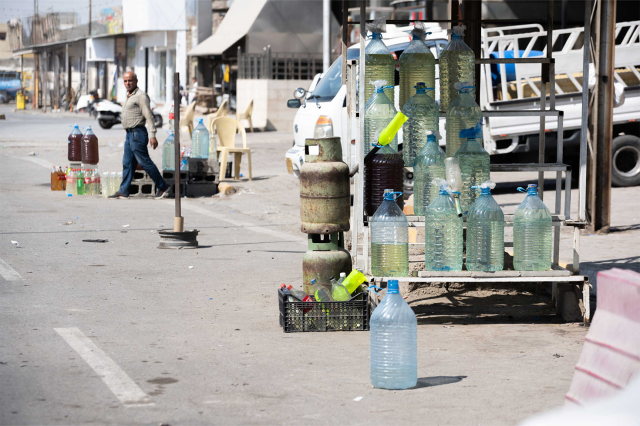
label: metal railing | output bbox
[237,47,324,80]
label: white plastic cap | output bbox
[479,180,496,190]
[340,272,346,277]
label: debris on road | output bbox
[82,239,108,243]
[353,397,363,402]
[10,240,19,246]
[61,221,74,225]
[122,224,130,228]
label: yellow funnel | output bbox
[377,112,408,147]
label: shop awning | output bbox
[188,0,268,56]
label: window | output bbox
[0,32,6,41]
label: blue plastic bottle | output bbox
[191,118,210,159]
[514,184,552,271]
[370,279,417,390]
[370,190,409,277]
[424,179,463,271]
[466,181,504,271]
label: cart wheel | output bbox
[612,135,640,187]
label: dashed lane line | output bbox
[55,327,155,407]
[0,258,22,281]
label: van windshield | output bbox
[311,50,360,102]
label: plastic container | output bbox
[191,119,210,159]
[83,169,92,195]
[364,18,395,106]
[76,169,85,196]
[332,273,351,301]
[370,190,409,277]
[454,123,490,215]
[109,172,118,195]
[81,126,99,165]
[342,269,368,295]
[364,147,404,217]
[466,181,504,271]
[364,80,398,156]
[445,82,482,157]
[163,131,175,171]
[439,25,475,112]
[68,124,82,162]
[92,169,101,195]
[370,279,417,390]
[401,82,439,167]
[66,168,77,196]
[424,179,463,271]
[399,22,436,108]
[514,184,552,271]
[413,131,446,215]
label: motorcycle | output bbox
[96,98,163,130]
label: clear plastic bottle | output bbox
[191,119,210,159]
[370,190,409,277]
[466,181,504,271]
[76,169,85,196]
[331,273,351,301]
[109,172,118,195]
[311,278,333,302]
[116,172,123,191]
[364,18,395,107]
[370,279,417,390]
[163,131,175,171]
[401,83,439,166]
[66,168,77,196]
[93,169,101,195]
[424,179,463,271]
[83,169,92,195]
[446,82,482,157]
[364,80,398,156]
[454,123,490,215]
[399,22,436,108]
[439,25,475,112]
[513,184,552,271]
[413,131,446,215]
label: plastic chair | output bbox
[236,99,254,133]
[211,116,252,181]
[206,98,228,132]
[179,101,197,139]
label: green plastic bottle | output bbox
[76,169,85,196]
[514,184,552,271]
[399,22,436,108]
[413,131,446,216]
[466,181,504,271]
[424,179,463,271]
[454,122,490,215]
[401,83,439,167]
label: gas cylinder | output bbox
[300,137,350,234]
[302,233,352,295]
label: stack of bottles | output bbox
[94,171,123,198]
[64,168,102,196]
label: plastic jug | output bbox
[370,190,409,277]
[370,279,417,390]
[454,122,490,215]
[163,131,175,171]
[81,126,99,165]
[466,181,505,271]
[439,25,475,112]
[68,124,82,162]
[399,22,436,108]
[364,80,398,156]
[413,131,446,215]
[445,82,482,157]
[424,179,463,271]
[514,184,552,271]
[401,83,439,167]
[342,269,367,295]
[191,119,210,159]
[331,273,351,301]
[364,17,395,108]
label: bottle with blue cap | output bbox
[365,17,395,105]
[445,81,482,157]
[364,80,398,156]
[454,121,490,215]
[191,118,210,159]
[399,22,436,108]
[466,180,504,271]
[514,184,552,271]
[424,179,463,271]
[162,130,175,171]
[401,82,439,167]
[370,189,409,277]
[370,279,417,390]
[413,130,446,215]
[439,25,475,112]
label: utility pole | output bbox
[323,0,330,72]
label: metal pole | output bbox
[323,0,330,72]
[341,0,348,85]
[358,0,366,272]
[173,72,183,231]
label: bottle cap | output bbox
[387,280,399,294]
[340,272,346,277]
[383,189,402,201]
[426,130,442,142]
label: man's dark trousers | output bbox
[119,126,168,196]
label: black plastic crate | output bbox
[187,182,218,197]
[278,288,370,333]
[188,173,218,183]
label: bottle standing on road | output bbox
[370,279,417,390]
[101,172,110,197]
[191,119,210,159]
[163,131,175,171]
[466,181,504,271]
[66,168,77,196]
[364,80,398,156]
[81,126,99,165]
[68,124,82,162]
[413,131,446,216]
[370,190,409,277]
[514,184,552,271]
[402,83,439,167]
[424,179,463,271]
[76,169,85,196]
[364,17,395,106]
[109,172,118,196]
[83,169,93,195]
[93,169,101,195]
[439,25,475,112]
[446,82,482,157]
[454,122,490,215]
[399,22,436,108]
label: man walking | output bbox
[109,71,172,199]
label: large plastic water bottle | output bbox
[191,119,210,159]
[439,25,475,112]
[446,82,482,157]
[370,190,409,277]
[514,184,552,271]
[162,131,175,171]
[466,181,504,271]
[365,18,395,107]
[364,80,397,156]
[424,179,463,271]
[401,83,439,166]
[370,279,417,390]
[454,123,490,215]
[399,22,436,109]
[413,131,445,216]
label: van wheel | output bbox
[612,135,640,187]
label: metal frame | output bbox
[344,0,591,323]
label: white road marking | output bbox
[0,258,22,281]
[176,201,307,246]
[54,327,154,407]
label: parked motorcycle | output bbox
[96,98,163,129]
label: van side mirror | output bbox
[287,99,301,109]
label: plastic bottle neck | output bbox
[371,32,382,40]
[452,34,461,40]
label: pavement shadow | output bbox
[411,376,467,389]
